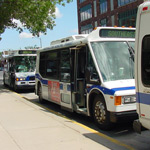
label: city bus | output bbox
[133,1,150,133]
[35,27,137,130]
[3,49,37,91]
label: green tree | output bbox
[0,0,72,39]
[25,45,39,49]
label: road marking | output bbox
[13,91,135,150]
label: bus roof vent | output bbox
[50,34,88,46]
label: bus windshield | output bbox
[14,56,36,73]
[91,41,134,82]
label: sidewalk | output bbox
[0,86,110,150]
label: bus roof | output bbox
[50,34,88,46]
[41,27,135,52]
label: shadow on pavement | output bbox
[0,79,12,94]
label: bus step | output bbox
[77,107,87,115]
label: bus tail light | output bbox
[141,114,145,117]
[115,96,122,105]
[143,6,148,11]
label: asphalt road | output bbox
[0,71,150,150]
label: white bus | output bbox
[3,49,37,91]
[133,1,150,133]
[35,27,137,130]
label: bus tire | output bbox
[12,82,18,92]
[92,95,112,130]
[3,75,6,86]
[38,84,45,104]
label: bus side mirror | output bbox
[86,67,100,83]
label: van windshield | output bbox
[91,41,135,82]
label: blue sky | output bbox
[0,1,78,52]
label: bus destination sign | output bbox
[18,50,36,54]
[100,29,135,38]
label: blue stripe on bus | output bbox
[35,73,135,95]
[87,85,135,95]
[36,74,71,91]
[136,92,150,105]
[60,84,71,91]
[26,76,35,81]
[67,85,71,91]
[35,74,48,85]
[60,83,63,90]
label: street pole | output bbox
[39,37,42,48]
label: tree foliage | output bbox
[0,0,72,39]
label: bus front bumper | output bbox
[15,81,35,90]
[110,110,138,123]
[16,84,35,90]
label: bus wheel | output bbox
[3,76,6,86]
[92,95,112,130]
[38,84,45,104]
[12,83,18,92]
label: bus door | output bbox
[139,40,150,119]
[137,14,150,123]
[4,58,13,86]
[70,46,87,112]
[60,49,73,111]
[3,59,9,85]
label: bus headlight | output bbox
[122,96,136,104]
[16,77,26,81]
[20,77,26,81]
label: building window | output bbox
[118,0,136,7]
[100,0,108,14]
[80,4,92,22]
[110,0,114,11]
[118,8,137,27]
[111,15,115,26]
[95,21,98,28]
[81,24,93,34]
[100,18,107,26]
[94,0,97,17]
[79,0,86,3]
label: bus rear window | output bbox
[141,35,150,86]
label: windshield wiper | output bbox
[128,46,135,61]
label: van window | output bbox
[141,35,150,86]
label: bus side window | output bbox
[39,52,46,77]
[46,51,59,80]
[86,51,99,82]
[77,49,86,78]
[142,35,150,86]
[60,49,70,82]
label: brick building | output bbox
[77,0,144,34]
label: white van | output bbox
[133,0,150,133]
